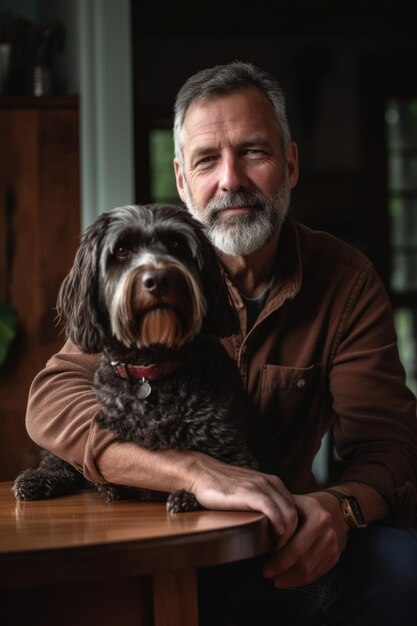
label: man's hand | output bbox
[262,481,390,589]
[263,491,350,589]
[97,443,297,542]
[188,453,298,545]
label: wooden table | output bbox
[0,482,273,626]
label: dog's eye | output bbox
[167,239,187,253]
[161,234,191,258]
[114,245,130,259]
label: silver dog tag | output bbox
[137,379,152,399]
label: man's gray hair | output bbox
[173,61,291,165]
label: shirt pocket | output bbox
[256,363,323,435]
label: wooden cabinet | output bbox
[0,97,80,480]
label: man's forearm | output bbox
[96,440,299,541]
[96,440,197,492]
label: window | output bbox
[149,129,180,205]
[386,98,417,393]
[394,308,417,394]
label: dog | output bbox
[13,204,258,511]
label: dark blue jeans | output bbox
[198,526,417,625]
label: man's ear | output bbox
[286,141,299,190]
[174,159,187,204]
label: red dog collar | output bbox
[111,358,186,381]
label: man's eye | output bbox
[195,156,215,167]
[243,149,265,156]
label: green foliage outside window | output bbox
[149,130,180,205]
[0,302,17,365]
[386,98,417,392]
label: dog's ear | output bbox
[196,228,240,338]
[56,213,110,353]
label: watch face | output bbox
[323,489,368,529]
[348,497,366,525]
[343,497,367,529]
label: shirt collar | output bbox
[268,217,302,303]
[223,218,303,312]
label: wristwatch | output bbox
[323,489,367,529]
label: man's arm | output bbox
[26,340,298,541]
[263,265,417,588]
[263,481,390,588]
[26,340,104,478]
[97,441,298,538]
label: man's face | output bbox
[174,88,299,256]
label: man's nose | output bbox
[218,155,248,192]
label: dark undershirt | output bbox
[237,248,281,331]
[240,277,275,331]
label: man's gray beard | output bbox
[184,178,291,256]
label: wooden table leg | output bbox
[152,568,199,626]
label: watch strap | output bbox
[323,488,348,503]
[322,488,367,529]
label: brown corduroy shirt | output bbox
[25,219,417,524]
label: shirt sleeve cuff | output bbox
[338,466,417,525]
[83,419,120,483]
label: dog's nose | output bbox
[142,269,172,295]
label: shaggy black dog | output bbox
[13,204,258,511]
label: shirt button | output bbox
[296,378,306,389]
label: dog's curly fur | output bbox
[13,204,258,511]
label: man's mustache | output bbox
[205,191,268,214]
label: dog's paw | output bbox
[95,483,125,502]
[95,483,150,502]
[12,469,50,500]
[166,489,201,513]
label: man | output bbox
[26,62,417,624]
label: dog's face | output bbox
[57,204,239,353]
[102,205,209,349]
